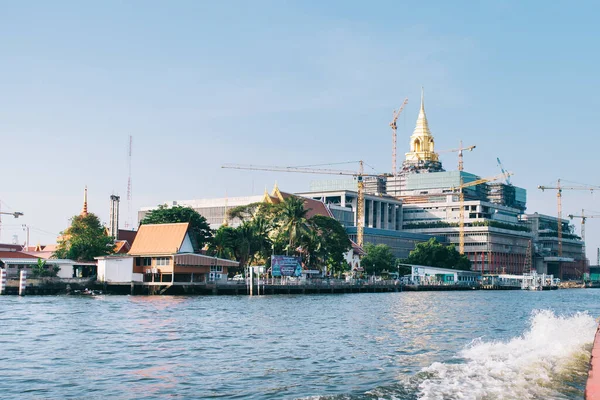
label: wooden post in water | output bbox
[19,270,27,296]
[0,268,6,295]
[249,267,254,296]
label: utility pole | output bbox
[22,224,30,250]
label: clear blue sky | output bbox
[1,1,600,258]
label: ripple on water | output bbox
[0,290,599,399]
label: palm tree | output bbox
[248,215,273,265]
[207,227,235,259]
[277,197,310,256]
[300,228,323,269]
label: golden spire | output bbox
[81,186,88,216]
[413,86,432,138]
[405,87,438,162]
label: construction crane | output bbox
[438,141,476,171]
[390,98,409,176]
[538,180,598,257]
[222,161,380,247]
[0,210,23,243]
[0,211,24,218]
[568,209,600,274]
[567,209,600,243]
[452,172,512,254]
[496,158,511,185]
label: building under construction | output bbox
[384,90,584,277]
[140,88,585,278]
[307,89,584,278]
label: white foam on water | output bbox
[417,310,597,400]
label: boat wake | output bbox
[304,310,597,400]
[416,310,596,399]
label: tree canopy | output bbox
[403,238,471,271]
[141,205,213,251]
[207,196,352,276]
[54,213,115,261]
[361,243,397,275]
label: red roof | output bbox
[0,251,38,259]
[350,240,366,255]
[269,192,334,219]
[118,229,138,244]
[0,244,25,252]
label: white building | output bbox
[96,255,140,283]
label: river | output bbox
[0,289,598,399]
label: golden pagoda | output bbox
[404,88,439,163]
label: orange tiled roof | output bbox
[263,184,334,220]
[43,244,58,252]
[114,240,131,254]
[128,223,189,255]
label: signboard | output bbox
[271,256,302,277]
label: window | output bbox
[155,257,171,266]
[210,265,223,273]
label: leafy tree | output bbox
[31,258,59,278]
[309,215,351,275]
[207,226,235,260]
[404,238,471,271]
[276,197,310,255]
[141,205,213,251]
[361,243,397,276]
[54,213,115,261]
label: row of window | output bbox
[135,257,171,267]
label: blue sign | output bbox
[271,256,302,277]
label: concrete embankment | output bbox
[586,325,600,399]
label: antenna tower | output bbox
[126,136,133,229]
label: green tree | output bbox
[54,213,115,261]
[31,258,59,278]
[141,205,213,251]
[309,215,352,275]
[207,226,236,260]
[276,197,310,255]
[404,238,471,271]
[361,243,396,276]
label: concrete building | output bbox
[139,195,265,230]
[294,189,403,230]
[295,188,444,258]
[401,196,532,274]
[520,213,585,280]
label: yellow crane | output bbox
[568,209,600,272]
[452,172,512,254]
[221,161,379,247]
[567,209,600,243]
[390,98,409,176]
[538,180,598,257]
[438,141,476,171]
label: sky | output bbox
[1,0,600,258]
